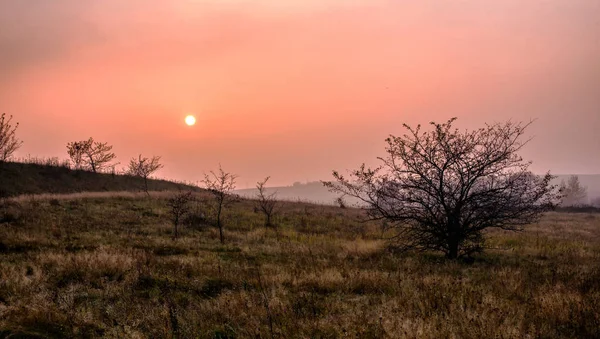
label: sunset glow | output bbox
[0,1,598,187]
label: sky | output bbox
[1,0,599,188]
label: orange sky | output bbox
[1,0,599,187]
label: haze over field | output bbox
[235,175,600,206]
[1,0,599,187]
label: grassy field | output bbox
[0,194,599,338]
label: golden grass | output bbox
[0,197,598,338]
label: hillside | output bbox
[0,161,200,197]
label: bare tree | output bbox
[167,191,194,239]
[559,175,588,207]
[255,176,280,229]
[203,165,238,244]
[128,154,163,195]
[66,137,116,173]
[323,118,560,259]
[0,113,23,161]
[591,196,600,208]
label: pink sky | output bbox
[1,0,599,187]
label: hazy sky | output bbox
[1,0,599,187]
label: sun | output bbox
[185,115,196,126]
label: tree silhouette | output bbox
[203,165,238,244]
[255,176,280,229]
[66,138,116,173]
[559,175,588,207]
[324,118,560,259]
[128,154,163,195]
[0,113,23,161]
[167,191,194,239]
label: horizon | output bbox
[1,1,599,188]
[8,155,600,190]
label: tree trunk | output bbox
[446,216,461,259]
[217,202,224,244]
[88,155,96,173]
[447,234,459,259]
[144,176,149,196]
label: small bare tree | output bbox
[559,175,588,207]
[66,137,116,173]
[591,196,600,208]
[167,191,194,239]
[0,113,23,161]
[255,176,280,229]
[324,118,560,259]
[203,165,238,244]
[128,154,163,195]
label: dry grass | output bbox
[0,196,598,338]
[8,190,213,203]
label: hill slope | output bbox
[0,161,200,197]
